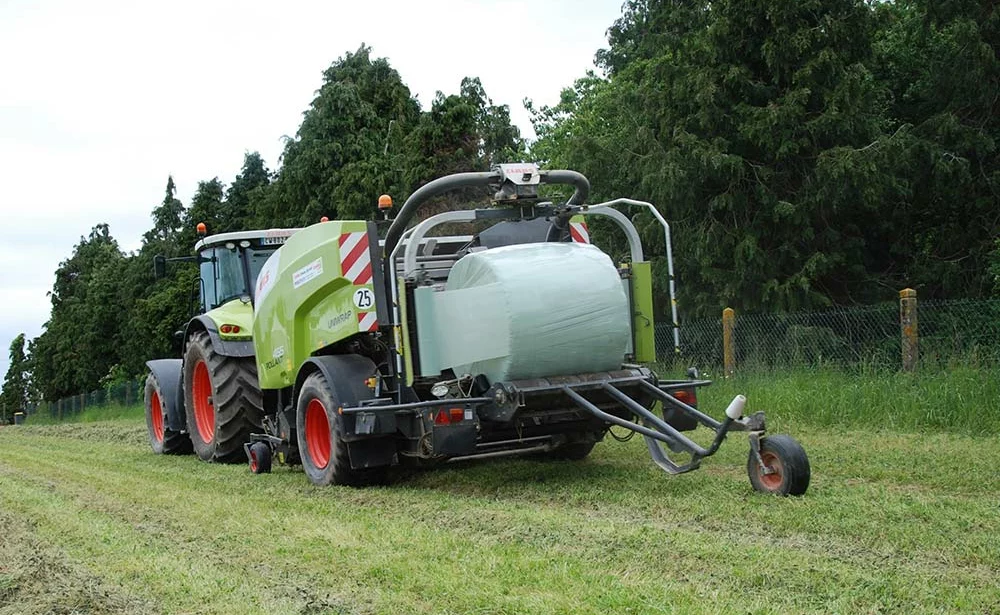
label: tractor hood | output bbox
[205,299,254,340]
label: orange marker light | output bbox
[320,216,329,222]
[196,222,207,236]
[378,194,393,210]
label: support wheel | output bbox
[747,434,810,496]
[183,331,264,463]
[248,442,272,474]
[296,371,386,487]
[144,373,191,455]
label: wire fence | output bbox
[658,297,1000,370]
[24,379,143,421]
[17,297,999,424]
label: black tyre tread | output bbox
[551,441,596,461]
[537,440,596,461]
[747,434,810,496]
[184,331,264,463]
[249,441,272,474]
[144,374,192,455]
[298,371,386,487]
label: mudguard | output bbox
[184,315,255,357]
[146,359,186,433]
[293,354,378,410]
[294,354,394,469]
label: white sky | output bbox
[0,0,621,385]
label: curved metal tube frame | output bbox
[583,198,680,355]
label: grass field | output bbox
[2,370,999,614]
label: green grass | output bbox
[1,370,999,614]
[663,364,1000,434]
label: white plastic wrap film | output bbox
[443,242,631,383]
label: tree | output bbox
[145,176,185,244]
[30,224,125,400]
[259,45,421,227]
[225,152,271,232]
[868,0,999,298]
[180,178,226,243]
[534,0,998,316]
[0,334,28,423]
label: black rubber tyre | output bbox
[747,434,810,496]
[296,371,386,487]
[144,373,192,455]
[545,441,597,461]
[248,441,272,474]
[183,331,264,463]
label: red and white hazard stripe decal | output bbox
[339,232,373,284]
[569,221,590,243]
[357,311,378,332]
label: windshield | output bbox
[199,246,278,311]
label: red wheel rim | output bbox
[249,449,258,473]
[305,398,331,469]
[192,360,215,444]
[758,451,784,491]
[150,389,165,444]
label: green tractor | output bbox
[144,226,298,462]
[237,164,810,495]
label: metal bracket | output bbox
[355,412,376,435]
[748,431,775,475]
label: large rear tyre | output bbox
[296,371,386,487]
[183,331,263,463]
[144,373,191,455]
[747,434,810,496]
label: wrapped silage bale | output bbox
[443,242,631,383]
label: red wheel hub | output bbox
[305,398,331,469]
[758,451,785,491]
[192,360,215,444]
[249,449,258,473]
[149,389,165,444]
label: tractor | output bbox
[233,164,810,495]
[144,225,298,462]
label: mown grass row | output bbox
[2,415,1000,614]
[2,365,1000,613]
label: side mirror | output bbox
[153,254,167,279]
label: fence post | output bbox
[723,307,736,377]
[900,288,918,371]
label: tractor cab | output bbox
[193,230,295,311]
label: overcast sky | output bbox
[0,0,621,385]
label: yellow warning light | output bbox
[378,194,393,210]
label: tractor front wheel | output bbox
[296,371,386,487]
[747,434,810,496]
[144,373,191,455]
[183,331,264,463]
